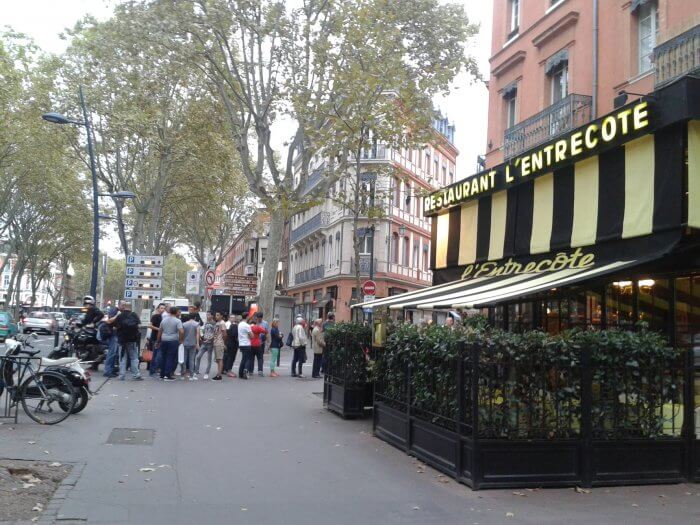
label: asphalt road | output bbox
[1,352,699,524]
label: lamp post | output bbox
[42,88,135,299]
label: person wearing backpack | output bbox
[113,301,142,381]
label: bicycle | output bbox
[1,337,76,424]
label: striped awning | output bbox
[356,258,638,311]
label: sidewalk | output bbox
[1,360,698,524]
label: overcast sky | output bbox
[3,0,493,255]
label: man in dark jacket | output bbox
[114,302,142,381]
[223,315,239,377]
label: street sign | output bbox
[362,280,377,296]
[223,274,257,286]
[186,271,200,295]
[124,289,162,301]
[125,277,162,289]
[363,294,375,303]
[205,270,215,286]
[126,255,164,266]
[126,266,163,278]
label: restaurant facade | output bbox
[358,74,700,487]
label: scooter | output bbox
[48,317,106,370]
[4,333,92,414]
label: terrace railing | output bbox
[655,25,700,88]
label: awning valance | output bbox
[355,232,680,311]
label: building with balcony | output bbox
[486,0,699,167]
[286,116,458,322]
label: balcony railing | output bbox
[503,94,593,160]
[301,163,325,195]
[655,25,700,88]
[294,265,325,285]
[290,211,330,244]
[360,143,387,160]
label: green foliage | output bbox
[376,324,683,439]
[325,323,372,387]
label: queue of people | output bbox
[138,302,334,382]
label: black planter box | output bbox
[324,379,372,419]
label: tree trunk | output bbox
[258,208,284,320]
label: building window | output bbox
[502,81,517,128]
[335,232,341,265]
[413,241,420,268]
[550,62,568,104]
[392,233,399,263]
[403,236,410,266]
[637,1,658,74]
[393,177,400,207]
[509,0,520,37]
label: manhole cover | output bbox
[106,428,155,445]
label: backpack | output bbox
[286,331,294,347]
[120,312,140,341]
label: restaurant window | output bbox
[675,276,700,434]
[637,1,658,74]
[508,0,520,37]
[637,278,671,335]
[494,305,506,330]
[606,281,635,329]
[508,302,533,332]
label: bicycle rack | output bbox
[1,355,43,424]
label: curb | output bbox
[36,461,86,524]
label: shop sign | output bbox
[424,101,652,216]
[460,247,595,281]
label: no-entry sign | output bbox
[362,280,376,296]
[205,270,216,286]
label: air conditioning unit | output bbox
[244,265,256,276]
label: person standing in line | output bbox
[291,317,308,378]
[148,303,166,377]
[101,303,120,378]
[269,319,283,378]
[195,312,216,379]
[113,301,142,381]
[223,315,239,378]
[157,306,183,381]
[237,314,253,380]
[311,319,325,379]
[182,313,200,381]
[251,313,268,377]
[211,311,227,381]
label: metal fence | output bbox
[503,94,592,160]
[655,25,700,88]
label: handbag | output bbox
[141,348,153,363]
[178,343,185,364]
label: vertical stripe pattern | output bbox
[435,212,450,269]
[488,190,508,261]
[431,129,685,276]
[530,172,554,254]
[458,202,479,265]
[571,156,599,247]
[688,121,700,229]
[622,135,654,238]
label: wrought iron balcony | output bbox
[294,265,325,285]
[301,164,326,195]
[655,25,700,88]
[503,94,593,160]
[289,211,330,244]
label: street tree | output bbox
[136,0,479,316]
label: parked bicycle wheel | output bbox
[19,371,76,424]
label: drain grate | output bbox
[106,428,155,445]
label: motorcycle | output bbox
[5,333,92,414]
[48,316,106,370]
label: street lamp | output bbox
[42,86,101,298]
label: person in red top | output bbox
[249,316,268,377]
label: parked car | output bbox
[21,311,58,335]
[0,311,19,341]
[51,312,67,331]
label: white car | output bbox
[51,312,67,331]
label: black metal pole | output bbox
[79,86,100,298]
[367,226,375,325]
